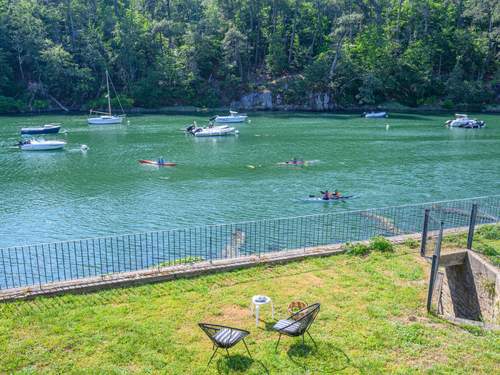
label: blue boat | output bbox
[21,123,61,135]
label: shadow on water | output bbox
[216,354,269,374]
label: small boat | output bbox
[445,114,485,128]
[364,112,388,118]
[303,195,355,203]
[88,70,126,125]
[139,160,177,167]
[20,123,61,135]
[212,111,248,124]
[186,124,236,137]
[19,139,66,151]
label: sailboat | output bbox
[87,70,126,125]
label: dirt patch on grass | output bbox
[221,304,251,321]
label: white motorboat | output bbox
[88,70,126,125]
[213,111,248,123]
[445,114,485,128]
[19,139,66,151]
[186,124,236,137]
[364,111,388,118]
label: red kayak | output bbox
[139,160,177,167]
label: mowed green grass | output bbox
[1,241,499,374]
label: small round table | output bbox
[250,295,274,326]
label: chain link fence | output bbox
[1,195,498,291]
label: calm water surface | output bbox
[0,113,499,247]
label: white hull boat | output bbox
[445,114,485,128]
[88,70,126,125]
[87,115,124,125]
[186,124,236,137]
[213,111,248,123]
[365,111,388,118]
[19,139,66,151]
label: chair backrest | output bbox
[288,300,307,315]
[289,303,320,334]
[198,323,249,346]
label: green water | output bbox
[0,113,499,247]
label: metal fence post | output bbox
[467,204,478,250]
[426,221,443,312]
[420,208,430,257]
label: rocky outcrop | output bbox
[231,90,335,111]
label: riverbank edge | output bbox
[1,105,500,117]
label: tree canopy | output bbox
[0,0,498,112]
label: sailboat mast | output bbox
[106,70,112,116]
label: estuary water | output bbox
[0,112,499,247]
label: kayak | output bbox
[278,161,306,166]
[139,160,177,167]
[303,195,355,203]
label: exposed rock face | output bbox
[231,91,335,111]
[233,90,273,110]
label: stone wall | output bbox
[436,251,499,326]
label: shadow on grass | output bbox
[286,341,351,373]
[216,354,269,374]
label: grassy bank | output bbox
[0,240,499,374]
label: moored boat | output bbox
[364,111,388,118]
[445,114,485,128]
[88,70,126,125]
[19,139,66,151]
[186,124,237,137]
[20,123,61,135]
[212,111,248,123]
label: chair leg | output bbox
[225,348,230,357]
[242,339,252,358]
[306,330,318,349]
[302,334,305,345]
[275,333,282,352]
[207,347,219,366]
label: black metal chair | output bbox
[198,323,252,366]
[272,303,320,351]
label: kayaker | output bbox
[334,190,342,198]
[322,190,332,200]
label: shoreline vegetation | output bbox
[0,1,499,115]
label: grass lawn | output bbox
[0,233,499,374]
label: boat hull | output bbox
[365,112,388,118]
[303,195,354,203]
[214,116,247,123]
[88,116,123,125]
[20,141,66,151]
[139,160,177,167]
[21,126,61,135]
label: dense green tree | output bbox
[0,0,497,111]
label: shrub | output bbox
[345,243,371,256]
[369,236,394,253]
[404,238,419,249]
[0,95,23,113]
[476,225,500,240]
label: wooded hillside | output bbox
[0,0,498,112]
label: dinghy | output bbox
[445,114,485,128]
